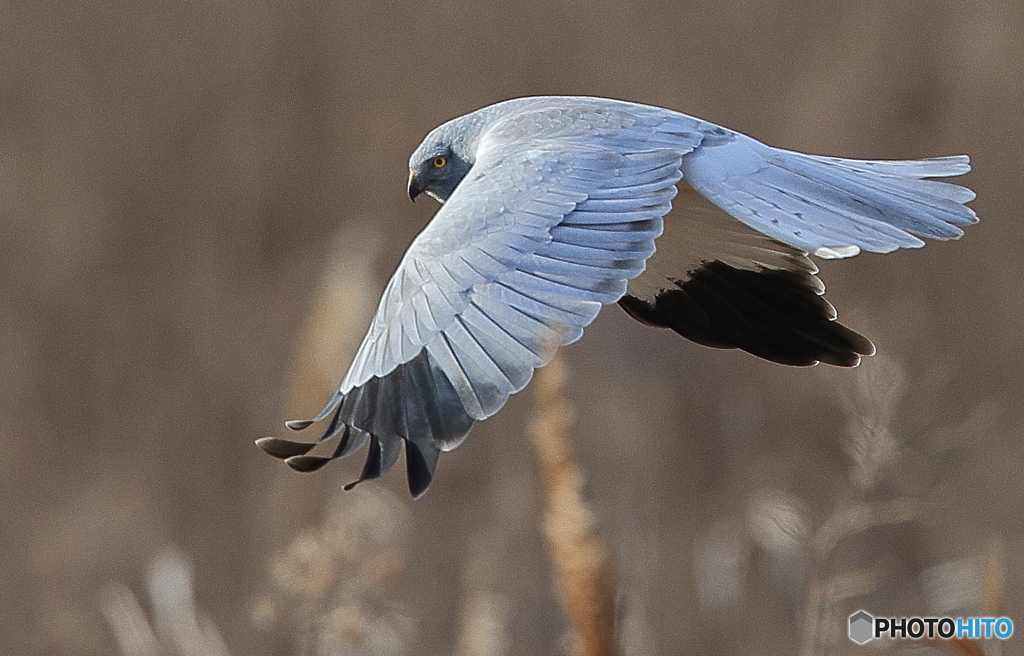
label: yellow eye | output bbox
[431,156,448,168]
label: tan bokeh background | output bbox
[3,1,1022,654]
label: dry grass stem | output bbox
[98,582,160,656]
[800,357,925,656]
[100,548,230,656]
[530,352,619,656]
[981,536,1003,618]
[811,497,926,559]
[254,490,413,656]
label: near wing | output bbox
[259,129,701,496]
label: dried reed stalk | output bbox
[529,352,619,656]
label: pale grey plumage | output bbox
[258,96,977,497]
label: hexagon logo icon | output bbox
[849,610,875,644]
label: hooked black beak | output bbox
[407,171,423,202]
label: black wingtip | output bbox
[256,436,318,459]
[405,442,434,499]
[336,437,386,493]
[285,419,315,431]
[284,455,333,472]
[620,262,877,368]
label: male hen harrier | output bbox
[258,96,977,497]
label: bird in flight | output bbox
[258,96,977,497]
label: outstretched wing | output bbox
[260,108,707,496]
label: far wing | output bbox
[260,129,701,496]
[621,186,875,367]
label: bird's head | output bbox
[407,119,477,204]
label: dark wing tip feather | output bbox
[284,455,334,472]
[285,419,315,431]
[256,436,318,459]
[357,436,384,482]
[405,440,440,499]
[621,260,874,367]
[260,350,474,497]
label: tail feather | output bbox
[805,153,971,178]
[777,153,976,233]
[681,134,977,259]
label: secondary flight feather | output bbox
[257,96,977,497]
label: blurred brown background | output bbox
[2,1,1022,654]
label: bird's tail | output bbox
[682,134,978,258]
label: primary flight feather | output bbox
[258,96,977,497]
